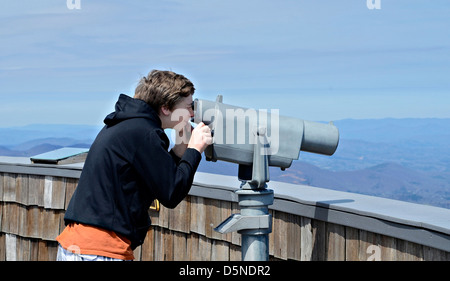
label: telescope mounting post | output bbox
[214,126,274,261]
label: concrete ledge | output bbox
[192,172,450,252]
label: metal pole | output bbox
[237,188,273,261]
[213,127,273,261]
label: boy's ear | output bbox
[160,106,171,116]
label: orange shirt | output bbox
[56,223,135,260]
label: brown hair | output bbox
[134,70,195,112]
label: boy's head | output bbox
[135,70,195,129]
[134,70,195,113]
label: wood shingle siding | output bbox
[0,163,449,261]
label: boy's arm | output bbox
[134,129,201,209]
[134,124,211,209]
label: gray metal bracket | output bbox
[214,214,272,234]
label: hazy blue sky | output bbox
[1,0,449,127]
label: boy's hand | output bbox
[188,122,213,153]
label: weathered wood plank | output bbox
[16,237,31,261]
[173,231,188,261]
[43,176,53,209]
[326,222,345,261]
[380,234,396,261]
[42,176,67,210]
[358,230,381,261]
[1,203,9,233]
[190,196,206,236]
[311,219,326,261]
[423,246,449,261]
[37,206,46,241]
[300,216,313,261]
[141,228,154,261]
[198,234,212,261]
[7,203,19,236]
[396,239,423,261]
[169,197,190,233]
[0,233,5,261]
[15,174,29,205]
[162,228,173,261]
[287,213,301,260]
[211,239,229,261]
[158,203,170,229]
[0,202,2,232]
[229,243,241,261]
[187,232,200,261]
[3,173,16,202]
[41,209,61,241]
[29,239,39,261]
[5,233,17,261]
[18,204,28,238]
[272,210,288,259]
[0,173,4,201]
[37,240,50,261]
[345,226,360,261]
[51,177,66,210]
[64,178,77,210]
[152,227,163,261]
[27,175,44,206]
[27,206,41,239]
[204,198,220,239]
[59,207,66,234]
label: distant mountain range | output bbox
[0,118,449,209]
[0,124,101,156]
[198,160,450,209]
[0,138,92,157]
[0,124,102,147]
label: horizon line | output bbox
[1,116,449,129]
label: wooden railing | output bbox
[0,160,449,261]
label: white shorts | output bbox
[56,244,129,261]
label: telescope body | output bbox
[193,97,339,169]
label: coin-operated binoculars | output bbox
[192,95,339,261]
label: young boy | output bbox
[56,70,212,261]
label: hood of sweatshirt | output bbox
[103,94,162,127]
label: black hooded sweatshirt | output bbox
[64,94,201,249]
